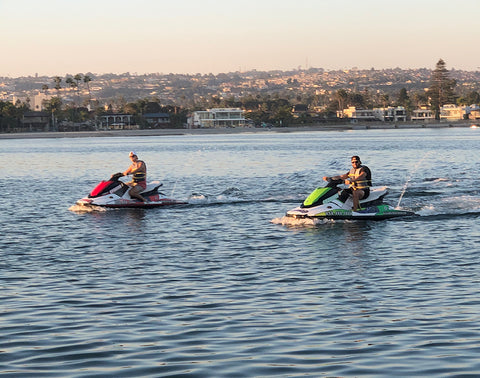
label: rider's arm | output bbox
[324,172,348,181]
[123,165,133,176]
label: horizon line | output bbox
[2,65,479,79]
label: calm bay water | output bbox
[1,128,480,377]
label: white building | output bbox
[440,104,465,121]
[31,92,54,111]
[411,107,434,121]
[338,106,406,122]
[373,107,407,122]
[188,108,246,128]
[467,104,480,120]
[337,107,376,121]
[412,104,475,121]
[97,113,137,129]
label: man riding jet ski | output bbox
[323,155,371,212]
[123,151,149,202]
[76,151,187,209]
[76,172,188,208]
[285,156,416,220]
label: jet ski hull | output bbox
[76,197,187,209]
[286,204,416,221]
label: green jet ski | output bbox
[286,179,416,220]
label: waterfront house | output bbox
[411,107,434,121]
[22,111,50,131]
[337,107,376,121]
[97,113,138,129]
[143,113,170,128]
[373,107,407,122]
[338,106,406,122]
[188,108,246,128]
[466,104,480,120]
[440,104,467,121]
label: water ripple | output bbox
[2,130,480,376]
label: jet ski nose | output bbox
[77,198,93,205]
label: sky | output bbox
[1,0,479,77]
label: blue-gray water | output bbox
[1,128,480,377]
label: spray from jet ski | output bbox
[397,151,432,208]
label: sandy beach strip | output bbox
[0,122,475,140]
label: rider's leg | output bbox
[338,188,352,203]
[129,184,147,202]
[352,189,365,211]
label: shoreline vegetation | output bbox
[0,121,476,140]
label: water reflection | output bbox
[3,130,480,377]
[72,207,147,234]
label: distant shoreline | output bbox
[0,121,476,140]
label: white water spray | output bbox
[396,151,431,208]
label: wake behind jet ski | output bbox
[286,179,416,220]
[76,172,187,208]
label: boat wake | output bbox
[187,187,265,206]
[68,204,107,213]
[271,216,331,227]
[414,194,480,217]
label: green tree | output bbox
[0,100,23,132]
[144,101,161,113]
[273,105,293,126]
[335,89,348,111]
[428,59,456,120]
[123,102,140,115]
[395,88,414,117]
[397,88,409,106]
[411,91,429,108]
[457,91,480,106]
[43,97,63,117]
[349,92,367,108]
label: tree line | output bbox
[1,60,479,132]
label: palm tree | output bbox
[65,76,78,105]
[335,89,348,112]
[74,74,83,104]
[83,74,92,107]
[53,76,62,97]
[74,73,82,87]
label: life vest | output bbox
[348,165,371,190]
[133,171,146,183]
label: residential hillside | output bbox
[2,67,480,109]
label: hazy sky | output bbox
[1,0,479,77]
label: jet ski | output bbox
[286,179,416,220]
[76,172,187,208]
